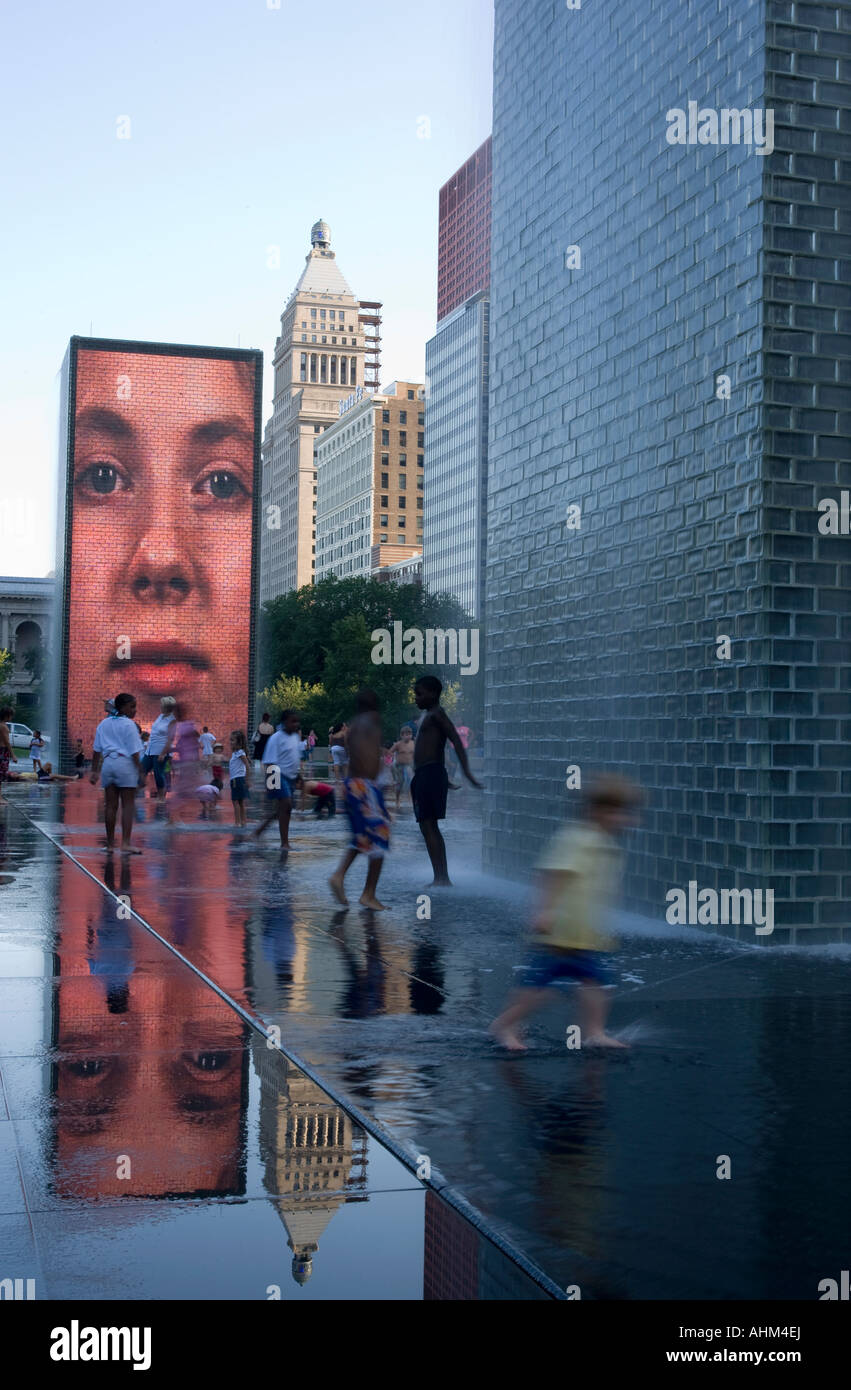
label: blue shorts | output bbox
[140,753,166,789]
[266,775,294,802]
[230,776,248,803]
[518,947,613,989]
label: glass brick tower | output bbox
[485,0,851,940]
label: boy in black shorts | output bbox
[411,675,482,886]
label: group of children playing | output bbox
[19,685,644,1051]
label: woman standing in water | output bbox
[90,693,145,853]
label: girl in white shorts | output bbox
[90,694,145,852]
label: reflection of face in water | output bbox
[53,854,247,1198]
[67,349,257,742]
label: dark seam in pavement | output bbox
[8,801,566,1302]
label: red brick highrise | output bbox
[437,136,492,322]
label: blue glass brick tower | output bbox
[485,0,851,940]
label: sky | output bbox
[0,0,494,577]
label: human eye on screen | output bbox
[191,465,250,503]
[74,458,131,499]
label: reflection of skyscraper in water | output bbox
[253,1041,368,1285]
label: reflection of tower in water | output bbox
[253,1042,368,1285]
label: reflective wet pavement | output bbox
[1,782,849,1300]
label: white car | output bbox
[7,722,51,750]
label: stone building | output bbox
[314,380,425,579]
[0,575,55,715]
[485,0,851,939]
[260,222,381,600]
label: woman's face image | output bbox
[67,349,256,742]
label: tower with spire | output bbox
[260,223,381,600]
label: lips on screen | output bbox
[67,349,257,742]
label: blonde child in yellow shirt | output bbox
[490,774,642,1051]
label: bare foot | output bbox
[121,846,142,855]
[329,874,349,906]
[584,1033,629,1049]
[359,895,388,910]
[488,1022,527,1052]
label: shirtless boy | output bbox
[389,725,415,810]
[329,690,391,910]
[412,675,482,886]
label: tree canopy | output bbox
[257,575,482,737]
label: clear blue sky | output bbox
[0,0,494,577]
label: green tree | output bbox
[22,639,46,687]
[257,675,327,732]
[0,648,12,704]
[258,575,483,736]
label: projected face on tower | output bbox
[66,347,258,742]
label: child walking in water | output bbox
[229,730,249,827]
[489,774,642,1051]
[329,690,390,910]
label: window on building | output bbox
[399,474,406,489]
[320,356,327,383]
[382,409,390,423]
[311,335,317,344]
[416,497,423,509]
[301,321,306,328]
[330,310,336,320]
[381,472,388,488]
[399,410,407,424]
[417,477,423,490]
[321,336,327,344]
[310,354,317,382]
[380,494,388,506]
[399,454,406,467]
[340,357,348,385]
[380,534,387,544]
[418,412,424,425]
[399,431,407,447]
[330,356,337,384]
[407,389,414,400]
[301,334,307,342]
[381,430,389,446]
[417,433,424,447]
[380,515,388,526]
[314,424,320,433]
[398,496,406,509]
[381,454,389,468]
[320,309,326,319]
[331,336,337,344]
[350,356,356,382]
[311,308,317,318]
[300,353,307,382]
[417,454,423,466]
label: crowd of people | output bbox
[1,680,642,1050]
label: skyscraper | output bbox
[315,380,425,580]
[423,138,492,620]
[437,136,492,322]
[423,292,489,618]
[485,0,851,940]
[260,223,380,601]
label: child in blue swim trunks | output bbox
[490,774,641,1051]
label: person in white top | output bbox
[199,728,216,758]
[90,692,145,853]
[139,695,176,801]
[254,710,302,848]
[228,729,250,827]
